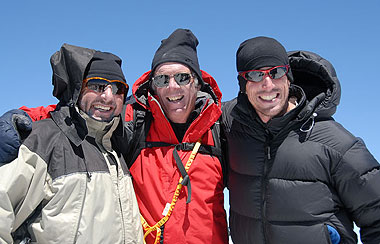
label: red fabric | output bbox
[129,70,228,244]
[20,105,56,121]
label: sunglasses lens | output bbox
[245,71,264,82]
[87,80,108,93]
[112,82,128,95]
[152,75,169,88]
[174,73,192,85]
[269,67,287,79]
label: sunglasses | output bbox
[239,65,289,82]
[83,77,128,95]
[151,73,194,88]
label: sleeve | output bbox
[0,144,48,243]
[19,105,56,122]
[0,109,32,165]
[333,139,380,243]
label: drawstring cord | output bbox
[300,112,317,133]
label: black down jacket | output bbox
[222,50,380,244]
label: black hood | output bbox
[288,50,341,119]
[50,43,96,106]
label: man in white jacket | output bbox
[0,43,143,244]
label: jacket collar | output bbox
[232,85,307,137]
[50,105,120,149]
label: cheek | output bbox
[114,95,125,115]
[245,84,257,96]
[155,88,166,103]
[77,92,92,111]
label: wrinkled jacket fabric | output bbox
[0,44,143,244]
[222,51,380,244]
[125,70,228,244]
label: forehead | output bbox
[257,66,273,70]
[154,62,191,74]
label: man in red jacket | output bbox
[125,28,228,244]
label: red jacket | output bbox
[126,70,228,244]
[21,70,228,244]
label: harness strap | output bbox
[144,141,222,158]
[173,146,191,203]
[141,139,202,244]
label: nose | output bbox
[261,75,275,90]
[100,85,114,100]
[167,76,180,89]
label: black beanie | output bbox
[85,51,126,82]
[236,36,293,92]
[151,28,203,86]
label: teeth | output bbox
[168,95,183,101]
[261,94,276,101]
[94,105,111,111]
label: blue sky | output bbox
[1,1,379,242]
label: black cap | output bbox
[86,51,126,82]
[236,36,293,92]
[151,28,203,86]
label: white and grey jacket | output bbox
[0,111,143,244]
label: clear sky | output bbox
[1,1,378,242]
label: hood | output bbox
[288,50,341,119]
[132,69,222,111]
[50,43,96,106]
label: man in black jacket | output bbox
[222,36,380,244]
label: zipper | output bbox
[107,153,126,242]
[262,128,272,243]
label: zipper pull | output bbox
[267,146,271,160]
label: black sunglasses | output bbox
[239,65,289,82]
[83,77,128,95]
[151,73,194,88]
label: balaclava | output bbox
[236,36,293,92]
[151,28,203,86]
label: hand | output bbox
[0,109,32,165]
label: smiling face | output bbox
[153,62,200,123]
[245,67,292,123]
[78,83,124,122]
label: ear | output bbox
[194,77,201,90]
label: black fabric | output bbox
[85,51,126,82]
[51,43,95,106]
[222,50,380,244]
[236,36,293,92]
[151,28,203,86]
[170,121,190,142]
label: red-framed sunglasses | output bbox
[239,65,289,82]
